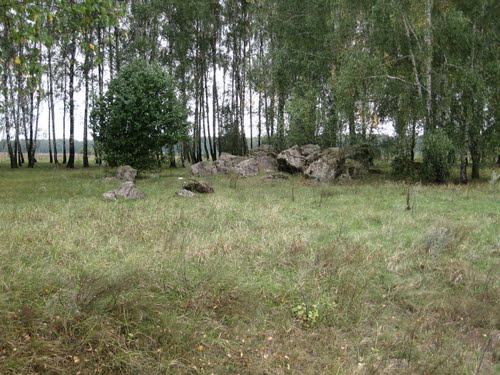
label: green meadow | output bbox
[0,162,498,374]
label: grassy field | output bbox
[0,161,498,374]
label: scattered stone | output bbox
[103,191,117,200]
[176,189,195,197]
[214,153,246,174]
[235,158,259,177]
[116,165,137,182]
[191,161,217,176]
[277,146,306,174]
[114,181,146,199]
[183,180,214,194]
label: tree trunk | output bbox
[201,71,210,161]
[27,91,35,168]
[67,36,76,168]
[470,143,480,179]
[83,36,90,168]
[424,0,434,132]
[277,92,285,150]
[48,98,53,163]
[48,46,59,164]
[2,63,16,168]
[211,37,218,161]
[258,90,262,148]
[169,145,176,168]
[348,107,356,145]
[97,27,104,97]
[62,64,67,164]
[32,83,41,165]
[114,26,120,73]
[410,120,417,162]
[17,140,24,166]
[459,155,468,184]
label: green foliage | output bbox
[287,86,318,146]
[292,303,320,326]
[391,137,416,178]
[422,129,454,183]
[91,59,188,170]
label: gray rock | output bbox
[300,144,321,164]
[182,180,214,194]
[176,189,195,197]
[116,165,137,182]
[114,181,146,199]
[255,155,278,172]
[235,158,259,177]
[103,191,117,200]
[191,161,217,176]
[277,146,306,174]
[304,149,345,182]
[214,153,246,173]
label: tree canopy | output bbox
[91,59,187,170]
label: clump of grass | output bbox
[416,222,468,256]
[227,169,240,189]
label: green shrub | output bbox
[391,137,415,178]
[422,129,454,183]
[91,59,188,170]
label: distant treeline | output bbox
[0,139,94,154]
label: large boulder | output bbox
[255,155,278,172]
[277,146,306,174]
[214,153,246,174]
[235,158,259,177]
[191,161,217,176]
[300,144,321,164]
[116,165,137,182]
[248,145,278,172]
[304,148,345,182]
[183,180,214,194]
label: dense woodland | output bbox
[0,0,498,181]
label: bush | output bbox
[422,129,454,183]
[91,59,187,170]
[391,137,416,178]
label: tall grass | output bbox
[0,163,498,374]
